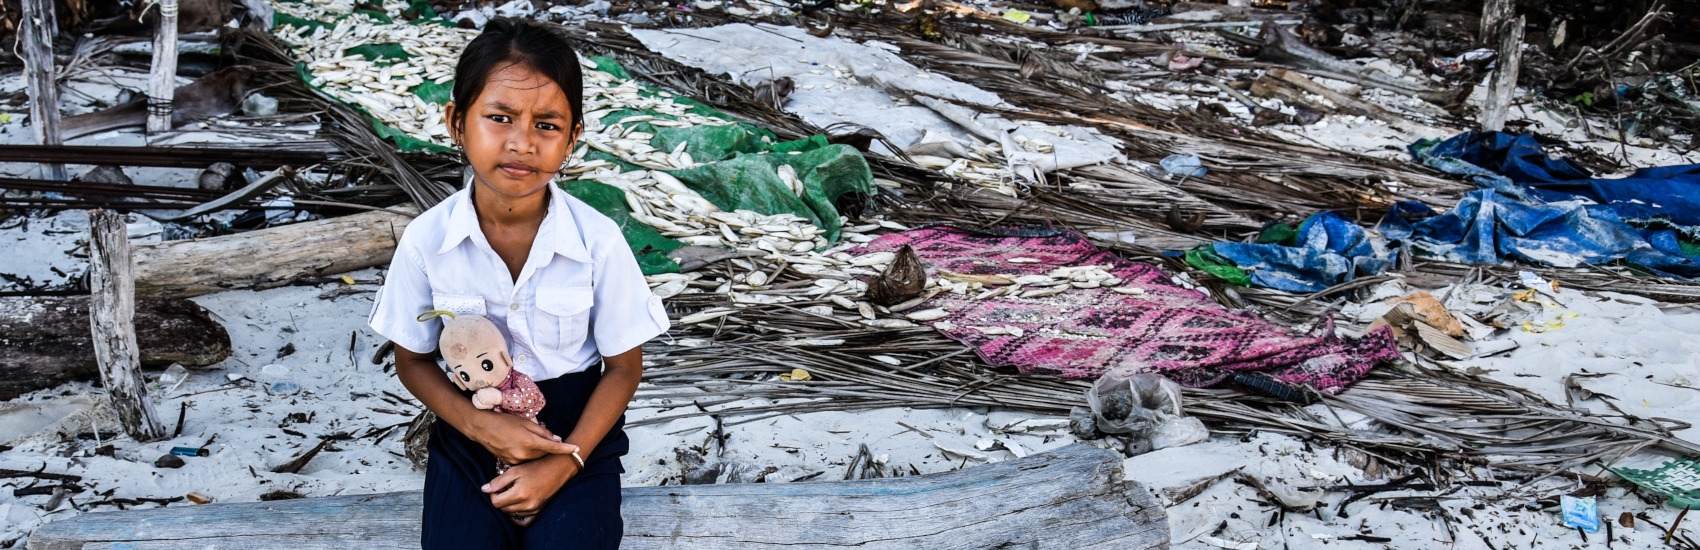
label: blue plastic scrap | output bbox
[1159,154,1207,177]
[1212,211,1391,293]
[1560,495,1601,533]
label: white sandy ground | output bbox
[6,227,1700,549]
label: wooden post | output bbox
[146,0,180,135]
[1480,0,1523,132]
[19,0,65,180]
[88,210,169,442]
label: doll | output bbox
[418,310,545,473]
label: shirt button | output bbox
[516,355,528,363]
[509,302,519,311]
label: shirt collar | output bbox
[436,178,593,264]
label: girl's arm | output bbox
[395,346,578,465]
[483,345,643,517]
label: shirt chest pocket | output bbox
[531,286,594,353]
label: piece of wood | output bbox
[161,167,290,221]
[1480,11,1524,131]
[145,0,180,135]
[0,296,231,400]
[87,210,168,442]
[27,444,1167,549]
[0,144,333,169]
[133,206,417,298]
[19,0,64,180]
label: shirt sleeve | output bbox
[368,245,440,355]
[587,225,670,357]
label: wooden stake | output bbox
[1480,0,1523,132]
[18,0,64,180]
[88,210,169,442]
[146,0,181,135]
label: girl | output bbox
[368,18,668,549]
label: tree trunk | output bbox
[134,206,416,298]
[20,0,64,180]
[0,296,231,400]
[87,210,168,442]
[146,0,180,135]
[27,444,1167,549]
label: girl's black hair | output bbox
[450,18,585,137]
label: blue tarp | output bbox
[1388,131,1700,278]
[1180,131,1700,291]
[1211,212,1391,293]
[1416,131,1700,227]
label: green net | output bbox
[1607,458,1700,509]
[1184,246,1252,287]
[559,179,686,275]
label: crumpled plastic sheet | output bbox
[1391,131,1700,278]
[1210,211,1392,293]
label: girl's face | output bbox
[446,61,578,200]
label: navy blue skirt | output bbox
[421,367,628,550]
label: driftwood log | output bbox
[0,296,230,399]
[27,444,1167,549]
[134,206,416,298]
[87,211,168,441]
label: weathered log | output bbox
[145,0,180,135]
[20,0,65,181]
[0,296,231,400]
[87,210,168,441]
[0,144,332,169]
[1479,0,1523,132]
[134,206,416,298]
[27,444,1167,549]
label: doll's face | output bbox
[439,315,512,391]
[447,347,510,390]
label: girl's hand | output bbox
[483,453,581,521]
[467,411,578,465]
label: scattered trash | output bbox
[1609,457,1700,508]
[778,368,812,382]
[240,94,278,117]
[169,446,210,457]
[1159,154,1206,177]
[1084,370,1206,454]
[260,364,300,396]
[1560,495,1601,533]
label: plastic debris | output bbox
[240,93,279,117]
[778,368,812,382]
[1560,495,1600,533]
[187,491,215,505]
[1085,370,1208,454]
[1001,9,1031,24]
[1160,154,1206,177]
[260,364,301,395]
[1608,457,1700,508]
[157,364,191,395]
[170,446,210,457]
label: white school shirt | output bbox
[367,182,670,381]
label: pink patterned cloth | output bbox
[493,370,546,424]
[858,226,1400,393]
